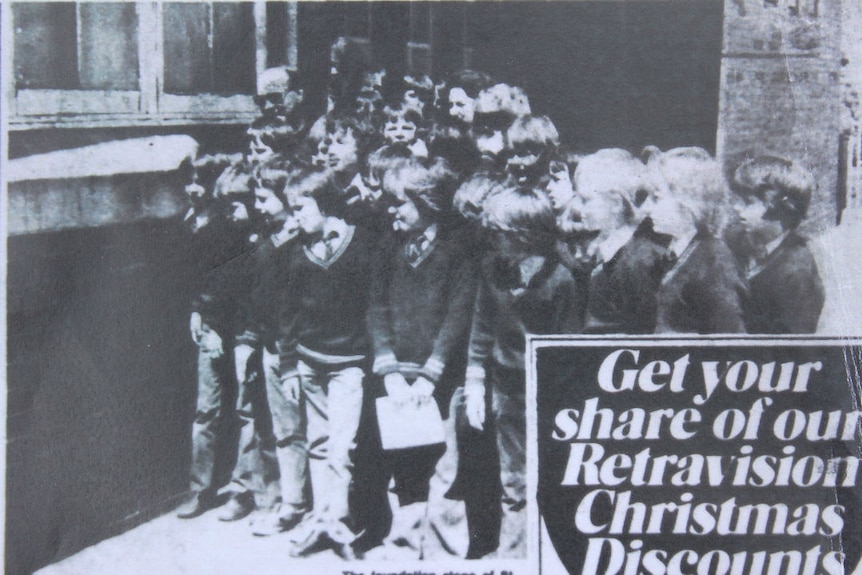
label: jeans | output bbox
[491,381,526,559]
[264,349,309,516]
[190,346,230,496]
[190,344,278,505]
[422,387,469,559]
[297,359,364,524]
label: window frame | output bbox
[7,1,298,130]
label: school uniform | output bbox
[655,234,747,334]
[366,225,478,558]
[466,252,584,558]
[743,231,824,333]
[233,227,307,521]
[585,227,672,334]
[275,224,375,532]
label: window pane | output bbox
[163,3,256,96]
[78,3,139,90]
[212,3,255,95]
[163,3,212,95]
[409,3,431,44]
[266,2,288,68]
[13,3,78,89]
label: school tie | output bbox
[405,234,429,265]
[313,230,340,261]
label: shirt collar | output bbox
[668,228,698,260]
[596,225,637,264]
[518,255,547,288]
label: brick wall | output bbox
[717,0,843,234]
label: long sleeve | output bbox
[368,234,398,376]
[422,252,479,383]
[466,271,496,386]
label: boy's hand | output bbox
[464,381,485,431]
[199,329,224,358]
[384,373,412,406]
[234,344,255,384]
[190,312,204,343]
[412,376,435,407]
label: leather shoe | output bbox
[218,493,255,522]
[176,493,215,519]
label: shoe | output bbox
[218,493,255,522]
[176,493,215,519]
[251,509,304,537]
[289,524,327,557]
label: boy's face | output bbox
[254,187,284,218]
[475,129,505,161]
[491,229,535,266]
[384,115,418,145]
[733,192,783,242]
[289,195,326,235]
[318,128,358,174]
[389,192,425,233]
[448,88,475,124]
[248,130,275,165]
[546,162,575,213]
[506,142,545,185]
[646,193,691,238]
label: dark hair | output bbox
[482,185,556,254]
[731,155,814,229]
[446,69,495,99]
[325,115,381,166]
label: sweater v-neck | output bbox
[302,225,356,269]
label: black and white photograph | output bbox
[1,1,860,574]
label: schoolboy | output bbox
[567,149,672,334]
[214,160,316,535]
[178,155,255,519]
[464,186,584,558]
[504,115,559,187]
[730,155,824,333]
[365,159,475,559]
[645,147,746,334]
[276,168,376,558]
[383,103,428,159]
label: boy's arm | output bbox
[367,235,399,376]
[420,253,480,385]
[465,269,496,430]
[556,267,587,334]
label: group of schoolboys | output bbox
[177,53,825,562]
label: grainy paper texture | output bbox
[2,1,861,574]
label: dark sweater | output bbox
[743,231,824,334]
[655,234,747,334]
[233,236,292,350]
[585,229,672,334]
[467,253,584,391]
[275,225,375,368]
[368,228,478,404]
[187,216,252,336]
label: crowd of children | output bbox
[176,41,826,562]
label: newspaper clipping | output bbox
[2,1,861,575]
